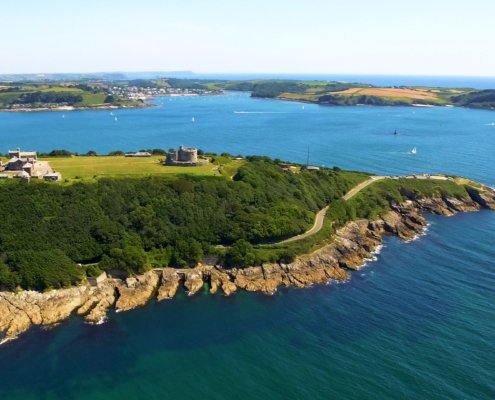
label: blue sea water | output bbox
[0,88,494,399]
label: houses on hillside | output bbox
[0,148,61,182]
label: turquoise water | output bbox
[0,92,494,399]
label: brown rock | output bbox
[209,268,237,296]
[157,269,181,300]
[115,271,160,312]
[183,270,204,296]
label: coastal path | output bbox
[279,206,329,244]
[274,174,451,245]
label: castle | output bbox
[165,146,208,166]
[1,148,61,181]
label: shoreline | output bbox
[0,103,153,113]
[1,185,494,345]
[0,93,222,113]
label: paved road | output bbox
[214,174,451,249]
[279,206,329,244]
[343,176,386,200]
[275,174,451,245]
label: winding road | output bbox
[277,174,451,245]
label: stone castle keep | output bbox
[165,146,208,166]
[0,148,61,181]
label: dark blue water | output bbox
[0,90,494,399]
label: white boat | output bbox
[110,112,114,116]
[411,147,417,155]
[302,105,305,110]
[192,117,195,123]
[114,117,118,122]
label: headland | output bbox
[1,150,494,344]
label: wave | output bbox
[404,223,431,243]
[85,316,108,325]
[356,244,385,269]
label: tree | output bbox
[99,246,150,275]
[0,261,20,291]
[225,239,257,267]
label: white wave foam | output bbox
[86,316,107,326]
[0,337,15,346]
[404,223,431,243]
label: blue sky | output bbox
[1,0,494,76]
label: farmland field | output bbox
[333,87,438,100]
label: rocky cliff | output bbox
[1,185,494,344]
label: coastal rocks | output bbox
[0,287,88,342]
[115,271,160,312]
[183,270,204,296]
[232,263,284,294]
[157,269,181,300]
[2,186,495,344]
[209,268,237,296]
[466,187,495,210]
[78,282,117,324]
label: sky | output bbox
[1,0,494,76]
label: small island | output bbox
[0,149,494,344]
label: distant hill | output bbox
[0,71,195,82]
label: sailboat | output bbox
[114,117,118,122]
[110,111,115,116]
[191,117,195,123]
[411,147,417,155]
[302,105,305,110]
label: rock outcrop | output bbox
[1,185,495,344]
[115,271,160,312]
[157,269,181,300]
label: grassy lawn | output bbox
[39,87,84,93]
[40,155,245,182]
[78,93,107,106]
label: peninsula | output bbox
[1,77,494,111]
[0,80,219,112]
[1,151,494,344]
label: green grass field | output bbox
[40,155,245,182]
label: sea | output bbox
[0,76,494,399]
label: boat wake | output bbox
[234,111,291,114]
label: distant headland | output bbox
[1,77,494,112]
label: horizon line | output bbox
[1,71,495,79]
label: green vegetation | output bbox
[0,157,367,291]
[347,178,469,219]
[42,155,226,182]
[0,82,140,110]
[243,178,473,266]
[39,154,245,183]
[450,89,495,109]
[0,150,478,292]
